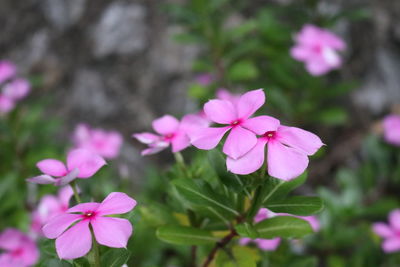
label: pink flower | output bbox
[27,148,106,186]
[0,228,39,267]
[290,24,346,76]
[31,186,74,236]
[382,115,400,146]
[373,209,400,253]
[0,95,15,113]
[195,73,213,86]
[190,89,278,159]
[216,88,240,105]
[0,61,16,84]
[3,78,30,101]
[133,115,190,155]
[73,124,123,159]
[43,192,136,259]
[227,121,323,180]
[239,208,281,251]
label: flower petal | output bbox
[267,140,309,180]
[256,238,281,251]
[42,213,82,239]
[190,126,231,150]
[66,149,106,178]
[132,132,160,144]
[68,203,100,213]
[277,126,323,155]
[58,186,74,208]
[57,168,80,186]
[92,217,132,248]
[97,192,136,216]
[242,115,280,135]
[0,228,23,250]
[389,209,400,231]
[204,99,237,124]
[171,131,190,153]
[26,175,56,185]
[237,89,265,119]
[3,78,30,100]
[372,223,394,238]
[36,159,67,177]
[152,115,179,135]
[141,142,169,155]
[227,139,268,175]
[223,126,257,159]
[382,237,400,253]
[55,220,91,259]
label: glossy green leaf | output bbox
[266,196,324,216]
[156,225,219,245]
[100,248,131,267]
[262,173,307,204]
[254,216,313,239]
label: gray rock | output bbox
[41,0,86,30]
[92,2,147,58]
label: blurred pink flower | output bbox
[3,78,30,101]
[73,124,123,159]
[291,24,346,76]
[43,192,136,259]
[373,209,400,253]
[0,228,39,267]
[239,208,281,251]
[227,121,323,180]
[0,95,15,113]
[27,148,106,186]
[195,73,213,86]
[31,186,74,237]
[133,115,191,155]
[190,89,278,159]
[0,61,16,84]
[216,88,240,105]
[382,115,400,146]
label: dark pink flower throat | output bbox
[230,119,242,127]
[262,131,276,140]
[82,211,97,220]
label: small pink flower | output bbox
[227,121,323,180]
[0,95,15,113]
[0,61,16,84]
[27,148,106,186]
[133,115,190,155]
[0,228,39,267]
[3,78,30,101]
[31,186,74,236]
[190,89,278,159]
[373,209,400,253]
[43,192,136,259]
[195,73,213,86]
[382,115,400,146]
[73,124,123,159]
[291,24,346,76]
[216,88,240,106]
[239,208,281,251]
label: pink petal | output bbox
[0,229,23,250]
[180,114,210,137]
[239,237,251,245]
[55,220,92,259]
[227,139,268,175]
[382,238,400,253]
[204,99,237,124]
[58,186,74,208]
[290,46,313,61]
[68,203,100,213]
[97,192,136,216]
[223,126,257,159]
[372,223,394,238]
[152,115,179,135]
[141,142,169,155]
[66,149,106,178]
[277,126,323,155]
[36,159,67,177]
[3,78,30,100]
[92,217,132,248]
[267,140,309,180]
[297,215,320,232]
[56,168,80,186]
[242,115,280,135]
[42,213,82,239]
[305,60,332,76]
[256,238,281,251]
[0,95,15,113]
[236,89,265,119]
[0,61,16,84]
[190,126,231,150]
[216,89,240,105]
[383,115,400,146]
[389,209,400,231]
[132,132,160,144]
[321,47,341,67]
[171,131,190,153]
[73,123,91,144]
[254,208,269,223]
[26,175,56,184]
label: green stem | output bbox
[174,152,191,179]
[88,227,101,267]
[70,181,81,203]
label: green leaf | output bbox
[254,216,313,239]
[227,60,259,81]
[215,246,260,267]
[73,257,89,267]
[262,173,307,204]
[235,222,259,239]
[156,225,219,245]
[266,196,324,216]
[315,108,348,126]
[100,248,131,267]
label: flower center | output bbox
[11,248,23,257]
[230,119,242,127]
[163,133,175,141]
[263,131,276,140]
[83,211,97,220]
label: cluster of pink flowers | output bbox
[134,88,323,181]
[0,60,30,114]
[382,115,400,146]
[291,24,346,76]
[373,209,400,253]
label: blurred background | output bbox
[2,0,400,266]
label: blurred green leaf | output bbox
[227,60,259,81]
[254,216,313,239]
[100,248,131,267]
[156,225,219,245]
[266,196,324,216]
[215,246,260,267]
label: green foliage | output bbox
[156,225,219,245]
[266,196,324,216]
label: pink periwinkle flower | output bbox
[31,186,74,237]
[27,148,106,186]
[372,209,400,253]
[133,115,191,155]
[195,73,214,86]
[190,89,278,159]
[290,24,346,76]
[216,88,240,106]
[73,123,123,159]
[382,115,400,146]
[43,192,136,259]
[227,120,323,180]
[239,208,281,251]
[3,78,30,101]
[0,95,15,113]
[0,228,39,267]
[0,61,16,84]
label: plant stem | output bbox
[70,181,81,203]
[174,152,191,179]
[202,229,237,267]
[88,227,101,267]
[191,245,197,267]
